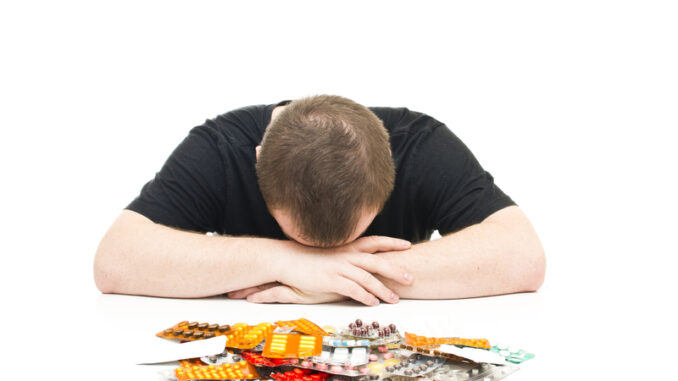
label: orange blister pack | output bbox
[262,332,323,358]
[226,322,276,349]
[275,318,328,337]
[175,360,259,381]
[157,321,231,341]
[404,332,491,349]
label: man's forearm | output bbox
[94,210,284,298]
[376,206,546,299]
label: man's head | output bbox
[256,95,395,248]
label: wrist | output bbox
[261,238,298,284]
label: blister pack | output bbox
[404,333,490,350]
[397,344,472,364]
[362,347,403,376]
[316,345,370,365]
[198,351,241,366]
[339,319,402,346]
[489,345,534,364]
[263,333,323,358]
[381,352,446,378]
[299,358,368,377]
[276,318,329,336]
[425,361,519,381]
[242,351,299,367]
[324,337,372,347]
[175,360,259,381]
[227,322,277,349]
[297,347,369,377]
[158,321,232,341]
[271,368,330,381]
[293,345,372,376]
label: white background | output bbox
[1,1,677,380]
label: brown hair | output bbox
[256,95,395,247]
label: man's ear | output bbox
[255,145,261,160]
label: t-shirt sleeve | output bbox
[414,124,515,235]
[126,125,226,233]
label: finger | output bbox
[331,277,380,306]
[349,254,413,285]
[352,236,411,254]
[247,286,300,304]
[339,265,399,304]
[227,283,279,299]
[227,287,259,299]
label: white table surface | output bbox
[8,279,675,381]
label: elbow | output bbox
[93,240,121,294]
[94,255,115,294]
[521,245,546,292]
[94,210,152,295]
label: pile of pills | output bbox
[152,317,532,381]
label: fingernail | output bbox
[403,272,412,281]
[399,240,411,248]
[391,293,399,303]
[372,298,380,306]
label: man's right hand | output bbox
[272,236,414,306]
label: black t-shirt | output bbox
[127,102,515,243]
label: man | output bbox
[94,95,545,306]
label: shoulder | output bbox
[369,107,449,161]
[369,106,445,136]
[193,103,275,146]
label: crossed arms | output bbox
[93,205,545,305]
